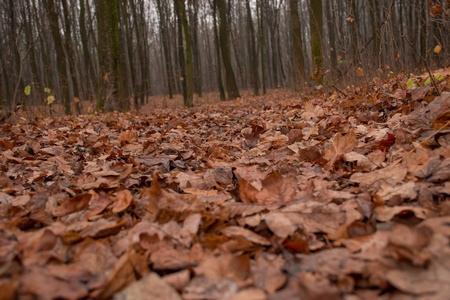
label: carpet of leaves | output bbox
[1,69,450,300]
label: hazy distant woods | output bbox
[0,0,448,113]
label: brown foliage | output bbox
[0,68,450,299]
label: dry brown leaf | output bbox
[118,130,139,143]
[79,219,125,239]
[85,192,114,220]
[183,276,238,300]
[224,287,266,300]
[112,190,135,213]
[91,251,137,299]
[53,193,92,217]
[385,224,432,266]
[19,267,89,300]
[253,253,286,293]
[374,205,435,222]
[350,166,407,187]
[162,269,191,292]
[324,131,358,166]
[220,226,271,246]
[114,272,182,300]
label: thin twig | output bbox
[390,120,450,167]
[331,85,348,97]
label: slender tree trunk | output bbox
[246,0,259,96]
[44,0,71,114]
[122,0,137,106]
[10,0,25,109]
[80,0,97,101]
[349,0,362,67]
[118,0,133,105]
[34,0,53,94]
[61,0,81,114]
[129,0,143,106]
[368,0,380,67]
[217,0,240,100]
[139,0,151,104]
[189,0,203,97]
[96,0,121,111]
[310,0,324,84]
[156,0,175,99]
[268,2,280,88]
[289,0,305,90]
[174,0,188,102]
[176,0,194,107]
[212,0,226,101]
[24,0,40,105]
[258,0,267,95]
[0,49,12,106]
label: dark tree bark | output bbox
[310,0,324,84]
[368,0,380,66]
[245,0,259,96]
[217,0,240,100]
[174,0,188,102]
[325,0,337,78]
[118,0,133,106]
[289,0,305,90]
[80,0,97,100]
[96,0,122,111]
[130,0,150,107]
[61,0,82,114]
[212,0,226,101]
[175,0,194,107]
[188,0,203,97]
[156,0,175,99]
[258,0,267,95]
[349,0,362,67]
[138,0,152,104]
[23,0,40,105]
[44,0,71,114]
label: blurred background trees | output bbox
[0,0,448,113]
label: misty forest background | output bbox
[0,0,448,115]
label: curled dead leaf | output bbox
[112,190,135,213]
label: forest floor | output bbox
[1,68,450,300]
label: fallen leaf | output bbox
[114,272,181,300]
[324,131,358,166]
[112,190,135,213]
[53,194,92,217]
[220,226,270,246]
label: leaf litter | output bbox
[0,68,450,299]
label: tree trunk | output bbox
[258,0,267,95]
[245,0,259,96]
[96,0,121,111]
[349,0,362,67]
[212,0,226,101]
[176,0,194,107]
[44,0,71,114]
[156,0,175,99]
[189,0,203,97]
[118,0,133,107]
[310,0,324,84]
[174,0,188,103]
[24,0,40,105]
[217,0,240,100]
[368,0,380,67]
[61,0,82,114]
[289,0,305,90]
[80,0,97,100]
[139,0,151,104]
